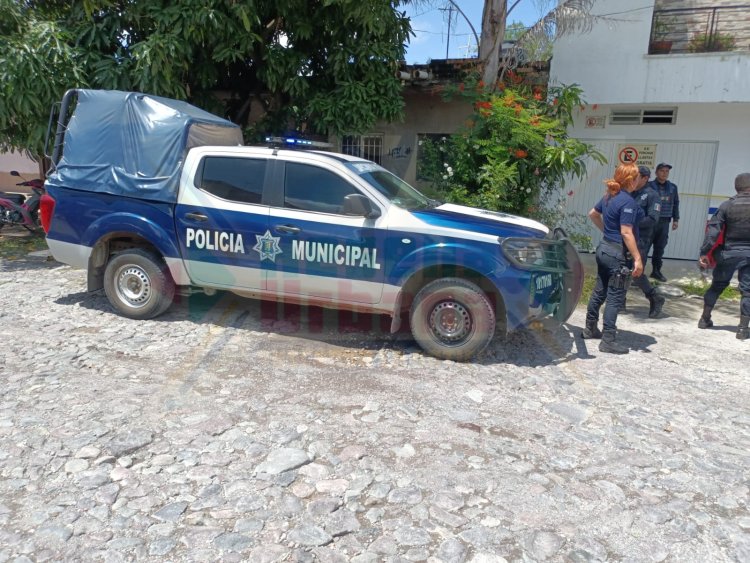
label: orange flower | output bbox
[533,92,543,101]
[514,104,523,116]
[552,98,559,106]
[529,116,541,126]
[514,149,528,158]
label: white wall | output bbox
[571,102,750,202]
[0,151,38,191]
[550,0,750,104]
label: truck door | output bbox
[265,160,386,304]
[175,155,270,290]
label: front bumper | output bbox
[500,228,584,325]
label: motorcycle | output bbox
[0,170,45,232]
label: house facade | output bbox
[0,151,38,193]
[550,0,750,259]
[334,58,549,192]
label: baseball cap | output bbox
[638,165,651,177]
[656,163,672,170]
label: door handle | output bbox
[185,212,208,222]
[275,224,301,234]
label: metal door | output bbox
[563,140,718,260]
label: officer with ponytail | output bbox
[582,163,645,354]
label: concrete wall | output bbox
[371,89,473,186]
[550,0,750,104]
[572,102,750,202]
[0,152,39,192]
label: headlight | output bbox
[501,239,545,266]
[499,237,568,271]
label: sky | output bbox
[403,1,548,64]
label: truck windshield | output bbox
[347,162,438,210]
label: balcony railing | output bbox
[649,5,750,55]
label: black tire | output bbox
[409,277,496,361]
[103,249,175,320]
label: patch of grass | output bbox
[579,271,740,304]
[675,279,740,300]
[580,272,597,304]
[0,231,48,260]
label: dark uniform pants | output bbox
[705,252,750,317]
[650,218,671,272]
[632,237,655,296]
[586,242,628,331]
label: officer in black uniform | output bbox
[698,172,750,340]
[647,163,679,282]
[628,165,665,317]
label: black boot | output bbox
[698,305,714,329]
[581,320,602,339]
[599,329,629,354]
[650,270,667,283]
[648,293,665,318]
[738,315,750,340]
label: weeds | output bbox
[0,230,48,260]
[675,279,740,300]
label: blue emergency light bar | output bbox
[264,136,332,149]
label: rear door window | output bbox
[197,156,267,204]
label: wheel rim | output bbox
[428,300,473,345]
[114,265,152,309]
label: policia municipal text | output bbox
[582,163,645,354]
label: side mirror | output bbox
[343,194,380,218]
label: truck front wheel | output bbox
[104,249,175,319]
[409,277,495,361]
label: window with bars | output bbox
[341,134,383,164]
[609,108,677,125]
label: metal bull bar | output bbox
[552,227,584,323]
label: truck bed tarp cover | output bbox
[47,89,242,202]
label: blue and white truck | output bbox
[40,89,583,360]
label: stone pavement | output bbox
[0,248,748,562]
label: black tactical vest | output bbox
[725,193,750,251]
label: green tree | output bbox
[0,0,87,170]
[418,78,605,244]
[504,21,527,42]
[0,0,412,166]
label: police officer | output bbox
[697,172,750,340]
[582,162,644,354]
[628,165,665,318]
[647,163,680,282]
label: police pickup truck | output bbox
[40,89,583,361]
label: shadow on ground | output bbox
[54,288,583,367]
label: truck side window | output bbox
[284,162,359,214]
[199,156,266,204]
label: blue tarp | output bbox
[47,89,242,203]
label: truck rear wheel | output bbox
[104,249,175,319]
[409,277,495,361]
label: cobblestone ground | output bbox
[1,252,749,562]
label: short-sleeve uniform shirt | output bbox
[595,190,642,244]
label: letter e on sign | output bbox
[618,146,639,164]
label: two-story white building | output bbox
[550,0,750,259]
